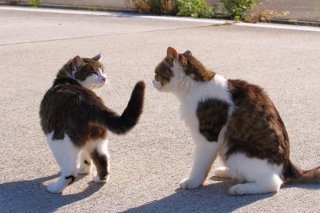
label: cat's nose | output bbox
[101,77,106,82]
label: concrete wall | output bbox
[44,0,135,10]
[3,0,136,10]
[1,0,222,11]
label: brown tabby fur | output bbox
[178,50,215,82]
[197,99,229,142]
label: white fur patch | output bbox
[225,153,283,195]
[46,132,79,193]
[80,68,106,90]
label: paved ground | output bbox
[0,7,319,213]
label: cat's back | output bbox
[225,79,290,163]
[41,79,103,113]
[40,79,105,136]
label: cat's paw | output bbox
[179,178,202,189]
[228,184,246,195]
[93,175,110,183]
[47,182,64,194]
[214,167,229,178]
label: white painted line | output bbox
[1,6,319,32]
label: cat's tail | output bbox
[284,160,320,183]
[99,81,145,135]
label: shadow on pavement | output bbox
[124,181,274,213]
[282,182,320,190]
[0,173,104,213]
[125,176,320,213]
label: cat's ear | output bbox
[167,47,178,59]
[72,56,84,71]
[184,50,192,57]
[92,53,101,62]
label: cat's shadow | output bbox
[124,179,272,213]
[0,173,104,213]
[124,176,320,213]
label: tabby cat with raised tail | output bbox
[152,47,319,195]
[40,54,145,193]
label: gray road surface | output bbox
[0,7,319,213]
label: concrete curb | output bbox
[269,18,320,27]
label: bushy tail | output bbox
[284,160,320,183]
[98,81,145,135]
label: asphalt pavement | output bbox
[0,6,319,213]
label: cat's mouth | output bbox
[82,80,107,90]
[95,80,107,89]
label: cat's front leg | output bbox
[180,140,219,189]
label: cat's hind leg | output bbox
[228,174,282,195]
[46,133,79,193]
[226,153,283,195]
[78,150,92,175]
[90,139,110,183]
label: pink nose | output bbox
[101,77,106,82]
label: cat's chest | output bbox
[179,98,200,128]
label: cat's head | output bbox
[152,47,215,93]
[60,54,107,90]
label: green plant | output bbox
[176,0,215,18]
[223,0,256,20]
[29,0,42,7]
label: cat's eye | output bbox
[92,71,99,75]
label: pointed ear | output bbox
[167,47,178,59]
[72,56,84,71]
[184,50,192,57]
[92,53,101,61]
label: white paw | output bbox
[179,178,202,189]
[228,184,246,195]
[93,175,109,183]
[214,167,229,178]
[47,182,64,194]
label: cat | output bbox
[152,47,320,195]
[40,54,145,193]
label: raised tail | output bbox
[98,81,145,135]
[284,160,320,183]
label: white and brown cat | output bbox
[40,54,145,193]
[153,47,319,195]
